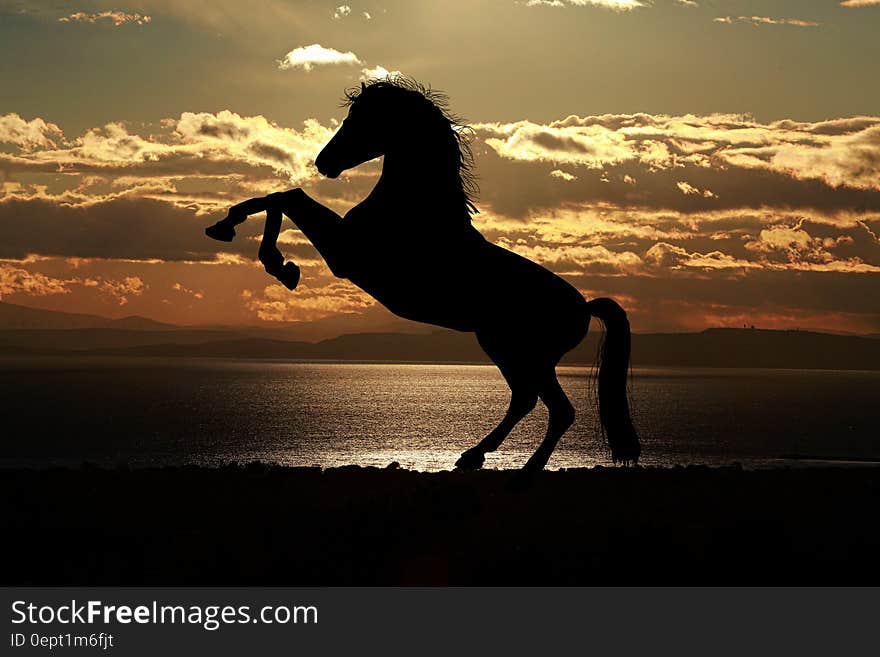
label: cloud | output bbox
[550,169,577,181]
[277,44,362,72]
[0,262,147,305]
[242,281,374,322]
[58,11,152,26]
[481,119,638,168]
[714,16,819,28]
[745,224,815,254]
[360,65,403,81]
[171,282,204,300]
[8,109,880,222]
[859,220,880,245]
[39,0,308,37]
[0,264,71,299]
[645,242,760,271]
[720,123,880,191]
[739,221,879,273]
[474,113,880,218]
[0,113,64,150]
[175,110,334,181]
[84,275,147,305]
[328,5,371,20]
[501,240,643,275]
[840,1,880,6]
[676,181,715,198]
[2,106,879,332]
[0,110,335,200]
[524,0,649,10]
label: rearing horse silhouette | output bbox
[206,77,640,475]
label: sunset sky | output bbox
[1,0,879,336]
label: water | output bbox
[1,357,878,470]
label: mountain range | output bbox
[1,301,879,370]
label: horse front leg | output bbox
[205,189,349,284]
[206,194,301,289]
[258,207,300,291]
[205,194,277,242]
[272,190,351,279]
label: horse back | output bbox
[345,223,587,335]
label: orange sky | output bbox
[1,1,879,336]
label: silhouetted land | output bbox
[3,301,879,369]
[0,300,177,330]
[2,464,877,585]
[2,327,880,370]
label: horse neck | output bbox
[378,141,463,213]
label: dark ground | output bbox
[2,464,878,585]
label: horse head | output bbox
[315,76,479,216]
[316,82,386,178]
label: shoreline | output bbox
[3,353,880,374]
[3,464,878,585]
[3,458,880,471]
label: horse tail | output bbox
[586,298,640,465]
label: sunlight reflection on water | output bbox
[1,358,878,470]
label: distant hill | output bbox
[0,328,251,352]
[83,331,491,362]
[1,303,879,370]
[623,328,880,370]
[2,327,879,370]
[128,329,880,370]
[0,302,177,331]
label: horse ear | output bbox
[360,81,367,93]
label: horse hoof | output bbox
[276,262,300,290]
[610,431,641,466]
[205,221,236,242]
[454,450,485,471]
[611,444,641,466]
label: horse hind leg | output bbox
[455,366,538,471]
[519,370,575,476]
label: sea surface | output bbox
[1,357,878,470]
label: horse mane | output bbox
[342,75,479,217]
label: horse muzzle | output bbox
[315,153,342,179]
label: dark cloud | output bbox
[474,145,880,218]
[0,197,264,262]
[247,141,296,167]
